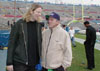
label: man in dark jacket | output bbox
[6,4,43,71]
[84,21,96,70]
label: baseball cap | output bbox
[49,12,60,21]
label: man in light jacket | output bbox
[41,12,72,71]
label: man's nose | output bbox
[38,13,42,16]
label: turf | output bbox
[67,42,100,71]
[75,34,86,40]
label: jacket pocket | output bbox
[54,40,63,50]
[14,44,27,62]
[14,45,20,57]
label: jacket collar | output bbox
[49,24,61,32]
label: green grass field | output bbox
[75,33,100,44]
[67,42,100,71]
[75,34,86,40]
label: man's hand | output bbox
[6,65,14,71]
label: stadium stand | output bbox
[0,1,100,30]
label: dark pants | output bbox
[13,61,36,71]
[85,43,95,68]
[42,66,65,71]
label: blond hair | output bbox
[23,3,42,22]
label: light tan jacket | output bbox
[41,24,72,70]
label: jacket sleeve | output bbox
[86,29,91,44]
[62,32,72,69]
[6,22,19,65]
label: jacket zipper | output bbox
[45,29,52,67]
[21,23,28,65]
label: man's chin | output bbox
[49,26,53,29]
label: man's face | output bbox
[30,7,43,21]
[48,17,59,29]
[84,24,87,27]
[70,27,73,30]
